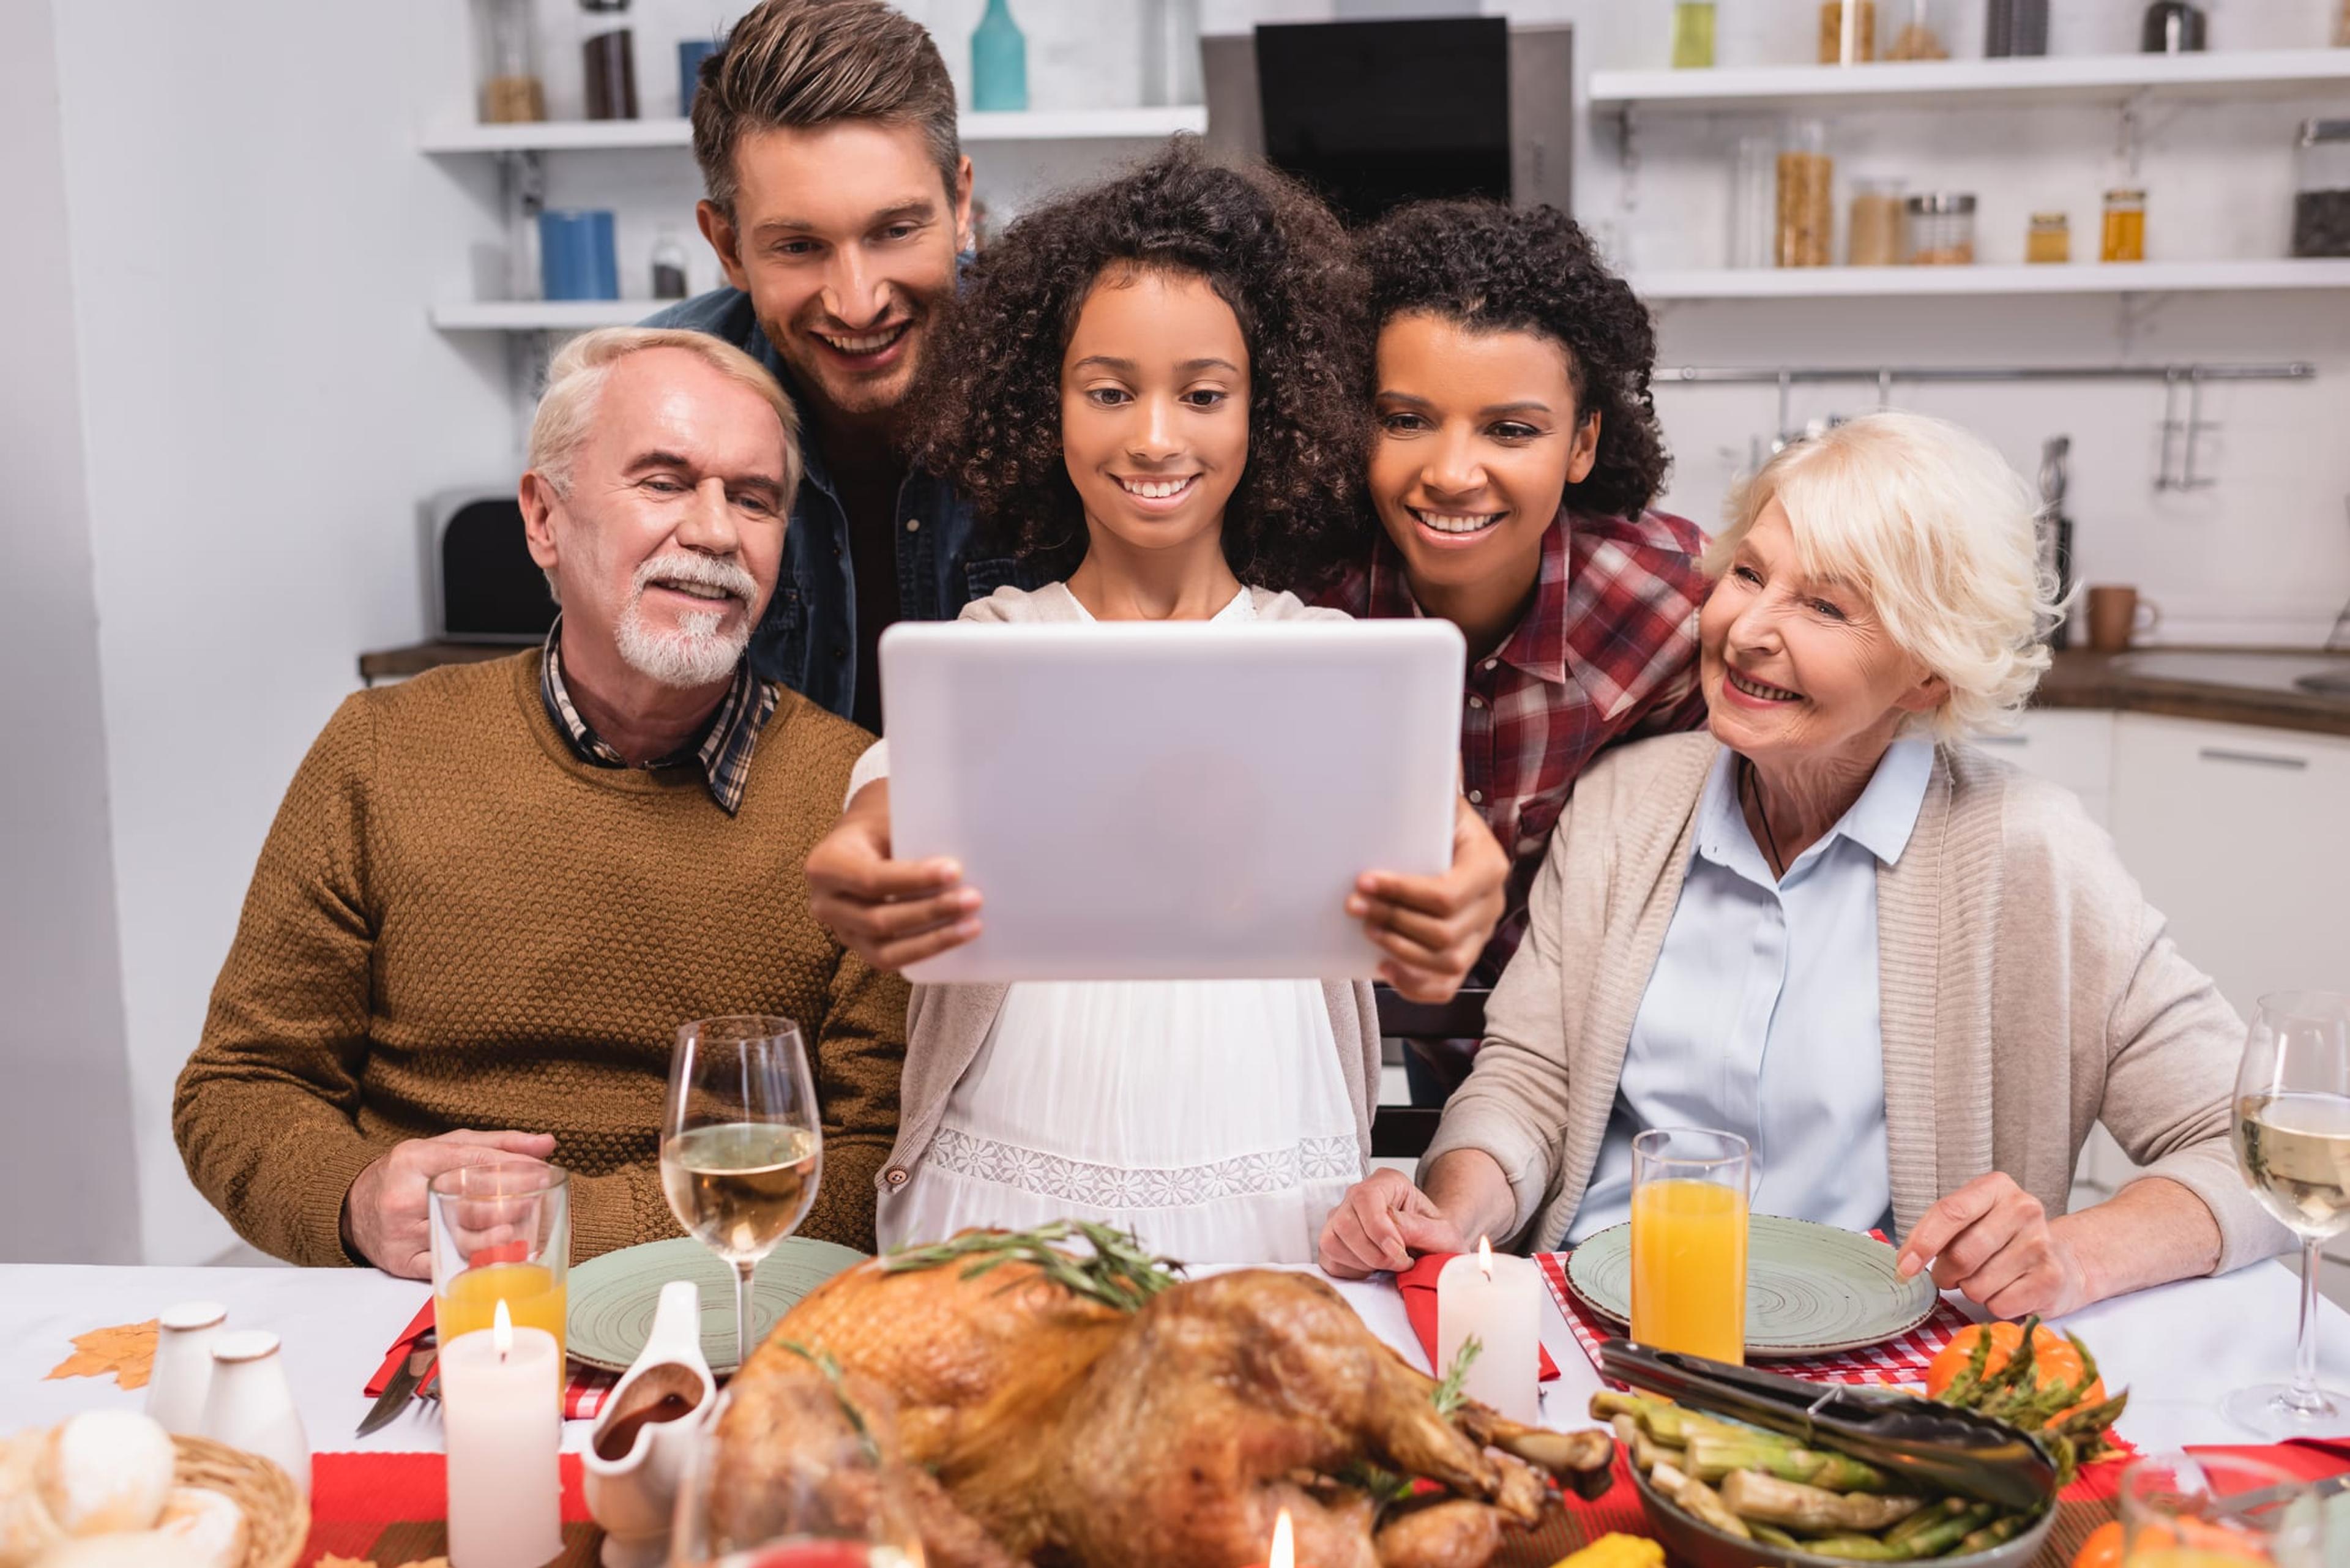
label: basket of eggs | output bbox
[0,1411,307,1568]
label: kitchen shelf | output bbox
[432,300,657,330]
[1589,48,2350,113]
[420,105,1206,155]
[1625,259,2350,299]
[433,261,2350,329]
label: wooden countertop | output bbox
[358,640,2350,737]
[2035,647,2350,739]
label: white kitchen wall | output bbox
[0,0,142,1263]
[4,0,2343,1263]
[37,0,519,1262]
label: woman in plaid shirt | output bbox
[1318,202,1713,1100]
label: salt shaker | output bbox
[200,1331,310,1499]
[145,1300,226,1435]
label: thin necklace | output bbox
[1743,758,1787,878]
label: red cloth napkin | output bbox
[1395,1254,1561,1382]
[364,1299,619,1422]
[1535,1241,1974,1389]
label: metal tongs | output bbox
[1599,1342,2057,1512]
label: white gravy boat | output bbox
[581,1279,718,1568]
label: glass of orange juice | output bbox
[2121,1452,2322,1567]
[428,1160,570,1395]
[1629,1127,1750,1366]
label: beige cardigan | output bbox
[868,582,1387,1217]
[1423,731,2291,1275]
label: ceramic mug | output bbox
[2086,584,2161,653]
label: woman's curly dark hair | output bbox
[1360,201,1669,520]
[911,140,1370,591]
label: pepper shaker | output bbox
[200,1331,310,1499]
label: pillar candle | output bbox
[1434,1236,1542,1424]
[441,1299,564,1568]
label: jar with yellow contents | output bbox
[2026,211,2071,264]
[2102,188,2146,263]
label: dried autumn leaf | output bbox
[44,1320,158,1391]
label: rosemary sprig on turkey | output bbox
[881,1220,1182,1312]
[1432,1336,1482,1417]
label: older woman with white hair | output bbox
[1320,411,2289,1316]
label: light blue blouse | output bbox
[1564,738,1936,1244]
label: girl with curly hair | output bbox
[802,144,1508,1263]
[1316,201,1715,1110]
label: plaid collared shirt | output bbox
[537,618,779,816]
[1321,506,1712,979]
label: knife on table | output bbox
[356,1328,436,1438]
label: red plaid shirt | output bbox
[1319,507,1712,979]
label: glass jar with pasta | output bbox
[1819,1,1877,62]
[1775,120,1834,268]
[1848,178,1906,267]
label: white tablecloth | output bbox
[2,1258,2345,1455]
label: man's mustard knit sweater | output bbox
[173,652,908,1266]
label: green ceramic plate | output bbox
[1564,1214,1937,1359]
[567,1236,868,1374]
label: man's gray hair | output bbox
[527,326,802,502]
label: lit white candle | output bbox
[441,1297,564,1568]
[1434,1236,1542,1424]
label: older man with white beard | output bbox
[174,327,908,1272]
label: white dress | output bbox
[886,977,1363,1264]
[875,585,1365,1264]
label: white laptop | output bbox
[880,619,1466,984]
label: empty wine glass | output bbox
[670,1396,923,1567]
[2227,990,2350,1438]
[2121,1451,2328,1567]
[660,1016,822,1373]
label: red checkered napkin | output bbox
[1535,1239,1975,1387]
[364,1299,620,1421]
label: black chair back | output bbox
[1368,984,1491,1159]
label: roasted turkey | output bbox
[709,1227,1614,1568]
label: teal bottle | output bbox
[970,0,1028,112]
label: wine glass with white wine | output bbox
[662,1016,822,1373]
[2228,990,2350,1438]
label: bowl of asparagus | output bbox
[1602,1389,2057,1567]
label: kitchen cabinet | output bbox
[1983,712,2350,1219]
[2107,714,2350,1022]
[1977,710,2116,826]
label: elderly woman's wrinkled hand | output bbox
[1895,1171,2092,1320]
[1349,796,1509,1002]
[1319,1168,1472,1279]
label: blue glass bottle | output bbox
[971,0,1028,113]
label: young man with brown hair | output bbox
[649,0,1015,733]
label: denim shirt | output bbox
[641,287,1025,724]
